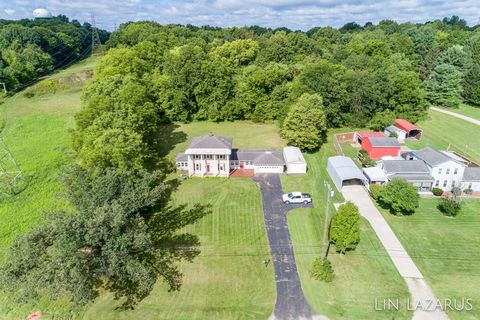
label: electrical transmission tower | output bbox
[0,137,25,196]
[90,13,103,55]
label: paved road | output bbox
[253,174,328,320]
[342,185,449,320]
[430,107,480,126]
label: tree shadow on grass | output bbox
[156,123,188,158]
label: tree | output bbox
[436,45,471,75]
[329,201,360,253]
[380,178,419,215]
[462,63,480,105]
[210,39,259,67]
[426,63,463,108]
[281,93,327,151]
[368,109,395,131]
[0,166,210,308]
[310,257,334,282]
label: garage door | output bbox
[342,179,365,187]
[254,166,284,173]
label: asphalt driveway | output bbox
[253,174,327,320]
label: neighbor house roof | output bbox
[356,131,386,139]
[367,137,401,147]
[391,173,435,182]
[231,149,285,165]
[363,166,388,182]
[187,135,233,150]
[395,119,419,132]
[410,147,462,167]
[175,153,188,162]
[283,146,306,164]
[463,167,480,181]
[382,160,430,174]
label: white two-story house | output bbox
[175,135,232,177]
[405,147,466,191]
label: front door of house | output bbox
[240,161,244,169]
[207,164,210,173]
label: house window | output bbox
[195,163,201,171]
[193,154,201,160]
[443,180,447,187]
[218,155,226,160]
[435,180,439,187]
[452,181,456,188]
[446,168,450,174]
[204,154,213,160]
[220,164,224,171]
[454,168,458,175]
[469,183,473,189]
[438,168,442,174]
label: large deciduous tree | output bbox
[379,178,419,215]
[329,201,360,253]
[281,93,327,151]
[0,166,210,308]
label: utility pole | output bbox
[90,13,103,55]
[321,181,334,260]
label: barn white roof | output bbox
[283,146,306,164]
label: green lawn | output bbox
[83,178,276,320]
[434,104,480,121]
[381,199,480,320]
[281,133,411,319]
[407,110,480,164]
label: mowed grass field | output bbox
[381,199,480,320]
[406,109,480,164]
[281,133,411,320]
[434,104,480,121]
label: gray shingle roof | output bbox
[231,149,285,165]
[383,160,430,174]
[410,147,454,167]
[391,173,434,181]
[463,167,480,181]
[175,152,187,161]
[187,135,233,150]
[385,125,405,133]
[368,137,400,147]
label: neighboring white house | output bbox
[283,146,307,174]
[175,134,307,177]
[461,167,480,192]
[404,147,466,191]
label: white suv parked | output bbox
[282,192,312,204]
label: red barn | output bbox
[394,119,422,139]
[361,137,401,160]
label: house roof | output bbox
[356,131,386,139]
[410,147,461,167]
[395,119,420,133]
[391,173,435,182]
[367,137,401,147]
[327,156,368,190]
[463,167,480,181]
[283,146,306,164]
[187,135,233,150]
[231,149,285,165]
[175,152,188,162]
[383,160,430,174]
[363,166,388,181]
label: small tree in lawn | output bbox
[381,178,419,215]
[310,257,334,282]
[282,93,327,151]
[438,186,462,217]
[329,201,360,253]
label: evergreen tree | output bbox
[426,63,463,108]
[463,64,480,105]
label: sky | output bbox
[0,0,479,31]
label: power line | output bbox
[90,13,103,55]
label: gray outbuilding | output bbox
[327,156,368,191]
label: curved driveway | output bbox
[430,107,480,126]
[253,174,327,320]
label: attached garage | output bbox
[283,146,307,174]
[327,156,368,191]
[253,151,285,174]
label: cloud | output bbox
[0,0,478,31]
[3,9,15,15]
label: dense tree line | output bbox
[0,15,109,92]
[76,17,479,154]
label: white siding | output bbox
[429,160,465,191]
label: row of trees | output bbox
[0,16,109,92]
[74,18,479,154]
